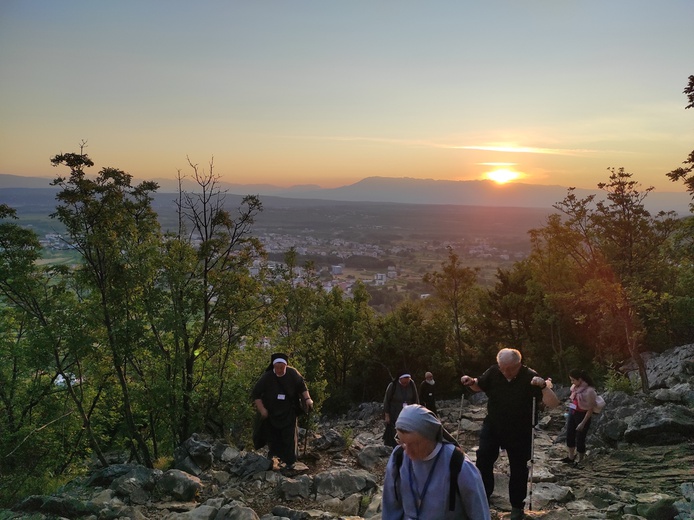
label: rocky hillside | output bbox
[4,345,694,520]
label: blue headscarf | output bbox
[395,404,443,442]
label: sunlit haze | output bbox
[485,169,521,185]
[1,1,693,193]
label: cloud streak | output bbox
[453,145,597,156]
[287,135,599,157]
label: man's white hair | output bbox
[497,348,522,365]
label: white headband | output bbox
[273,358,287,365]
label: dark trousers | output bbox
[476,422,532,509]
[566,410,591,454]
[383,421,397,447]
[423,400,437,416]
[267,420,298,465]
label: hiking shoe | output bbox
[510,507,527,520]
[280,463,298,476]
[561,457,575,464]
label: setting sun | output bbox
[485,169,520,184]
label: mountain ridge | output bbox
[1,173,690,214]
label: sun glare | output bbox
[486,169,520,184]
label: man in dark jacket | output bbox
[252,353,313,469]
[419,371,438,416]
[461,348,559,520]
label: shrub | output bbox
[604,369,633,394]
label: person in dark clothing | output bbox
[461,348,559,520]
[419,371,438,416]
[383,372,419,447]
[251,353,313,469]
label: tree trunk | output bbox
[624,308,649,393]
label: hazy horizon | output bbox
[3,170,692,193]
[3,172,691,217]
[1,2,693,193]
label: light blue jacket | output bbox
[382,442,490,520]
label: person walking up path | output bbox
[419,371,438,416]
[382,404,490,519]
[252,353,313,470]
[562,369,598,467]
[461,348,559,520]
[383,372,419,447]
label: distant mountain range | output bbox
[1,173,691,214]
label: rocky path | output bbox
[5,389,692,519]
[437,398,693,517]
[557,443,694,497]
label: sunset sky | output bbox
[1,1,693,192]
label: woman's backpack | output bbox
[593,394,606,414]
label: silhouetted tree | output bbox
[667,74,694,208]
[423,247,481,373]
[51,149,159,466]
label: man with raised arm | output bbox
[461,348,559,520]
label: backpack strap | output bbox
[448,447,464,511]
[392,445,404,502]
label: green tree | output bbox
[482,259,573,376]
[423,247,480,373]
[50,150,160,466]
[665,74,694,344]
[528,169,680,391]
[273,248,322,355]
[144,158,267,445]
[263,248,325,412]
[313,282,375,412]
[667,74,694,207]
[367,299,450,400]
[0,205,108,502]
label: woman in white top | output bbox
[562,369,598,466]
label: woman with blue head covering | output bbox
[382,404,490,519]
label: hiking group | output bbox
[251,348,598,520]
[383,348,568,520]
